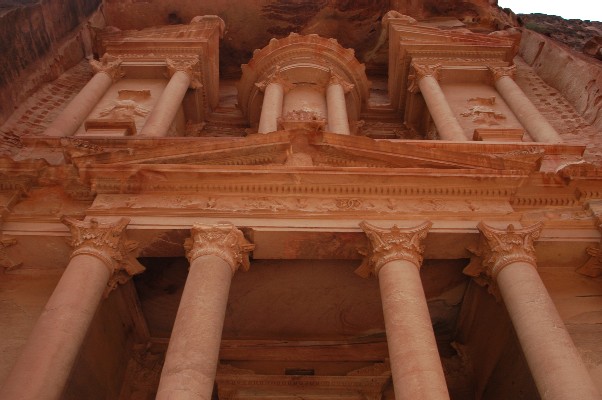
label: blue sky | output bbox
[498,0,602,21]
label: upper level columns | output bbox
[139,58,202,137]
[256,68,291,134]
[489,66,563,143]
[410,63,466,141]
[156,223,254,400]
[358,221,450,400]
[0,217,142,400]
[43,56,124,137]
[466,222,600,400]
[326,72,354,135]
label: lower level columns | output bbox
[489,66,562,143]
[156,223,254,400]
[412,63,466,141]
[0,217,142,400]
[468,222,600,400]
[359,221,450,400]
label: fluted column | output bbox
[43,56,124,137]
[410,63,466,141]
[156,223,254,400]
[139,58,201,137]
[489,66,562,143]
[0,217,143,400]
[256,68,291,133]
[357,221,450,400]
[465,222,600,400]
[326,72,354,135]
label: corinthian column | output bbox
[488,66,562,143]
[410,63,465,141]
[139,58,201,137]
[326,72,354,135]
[0,217,143,400]
[256,67,292,133]
[465,222,600,400]
[43,56,124,137]
[357,221,450,400]
[156,223,254,400]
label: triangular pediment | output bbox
[67,131,543,173]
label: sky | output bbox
[497,0,602,22]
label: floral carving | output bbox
[356,221,432,278]
[185,223,255,274]
[61,217,144,293]
[90,55,125,82]
[464,222,542,287]
[166,57,202,89]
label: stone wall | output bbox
[0,0,103,125]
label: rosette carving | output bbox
[356,221,432,278]
[184,223,255,274]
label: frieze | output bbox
[62,217,144,294]
[184,223,254,274]
[356,221,432,277]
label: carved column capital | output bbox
[356,221,432,278]
[488,65,516,83]
[255,66,294,93]
[412,63,442,81]
[328,70,355,93]
[465,222,542,284]
[166,57,202,89]
[90,55,125,82]
[61,217,144,292]
[185,223,255,274]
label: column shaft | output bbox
[497,262,600,400]
[326,83,351,135]
[140,70,191,137]
[43,72,113,137]
[257,82,284,133]
[0,254,111,400]
[379,260,450,400]
[494,76,562,143]
[155,254,233,400]
[418,76,466,141]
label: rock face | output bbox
[0,0,102,125]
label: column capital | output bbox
[166,57,202,89]
[465,222,542,283]
[185,223,255,274]
[356,221,432,278]
[61,217,144,292]
[255,66,294,93]
[488,65,516,83]
[328,70,355,93]
[90,55,125,82]
[408,63,441,93]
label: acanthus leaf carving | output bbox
[356,221,432,278]
[184,223,254,274]
[328,70,355,93]
[61,216,144,294]
[255,66,294,93]
[488,65,516,83]
[166,57,202,89]
[464,222,542,293]
[90,54,125,82]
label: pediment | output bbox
[67,131,543,173]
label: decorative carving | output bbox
[61,217,144,293]
[166,58,202,89]
[577,244,602,277]
[488,65,516,83]
[464,222,542,289]
[356,221,432,278]
[278,110,327,131]
[328,70,355,93]
[0,237,21,271]
[461,106,506,125]
[184,223,254,274]
[255,66,294,93]
[412,63,442,81]
[98,100,150,119]
[89,55,125,82]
